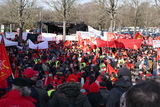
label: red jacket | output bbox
[0,89,35,107]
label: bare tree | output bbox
[106,0,119,32]
[130,0,142,37]
[155,0,160,10]
[93,0,107,30]
[44,0,77,42]
[16,0,37,43]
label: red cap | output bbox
[22,68,38,78]
[66,74,79,82]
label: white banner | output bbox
[5,32,16,39]
[22,32,29,40]
[28,39,48,49]
[153,40,160,48]
[88,26,101,37]
[41,33,57,37]
[76,31,91,39]
[66,35,78,41]
[38,33,57,41]
[0,35,18,46]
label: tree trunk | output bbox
[110,13,115,33]
[62,20,66,42]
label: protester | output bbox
[87,82,106,107]
[0,77,35,107]
[125,80,160,107]
[3,33,160,107]
[106,67,132,107]
[99,82,110,102]
[22,68,41,107]
[35,80,49,107]
[48,74,91,107]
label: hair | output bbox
[12,84,31,96]
[126,80,160,107]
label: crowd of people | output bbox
[0,36,160,107]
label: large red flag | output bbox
[104,32,116,41]
[117,39,143,49]
[96,38,115,47]
[0,43,12,82]
[147,37,153,46]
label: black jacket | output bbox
[87,92,106,107]
[48,82,91,107]
[106,76,132,107]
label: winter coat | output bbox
[48,82,91,107]
[105,76,132,107]
[0,89,35,107]
[87,92,106,107]
[99,88,110,101]
[36,88,49,107]
[26,78,41,107]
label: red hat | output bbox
[146,73,152,77]
[22,68,38,78]
[82,81,90,90]
[89,82,99,93]
[66,74,79,82]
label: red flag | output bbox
[147,37,153,46]
[157,48,160,60]
[106,63,118,75]
[134,32,143,39]
[0,43,12,82]
[92,53,99,62]
[86,39,95,49]
[64,41,70,46]
[78,35,84,47]
[117,39,143,49]
[104,32,116,41]
[96,38,115,47]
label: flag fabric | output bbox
[64,41,70,46]
[96,38,115,47]
[157,48,160,60]
[28,39,37,49]
[153,40,160,48]
[103,32,116,41]
[4,38,18,47]
[157,48,160,70]
[134,32,143,39]
[117,39,143,49]
[147,37,153,46]
[106,63,118,75]
[37,40,48,49]
[92,53,99,62]
[0,43,12,82]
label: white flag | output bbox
[37,40,48,49]
[28,39,37,49]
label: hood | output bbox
[57,82,81,98]
[115,76,132,91]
